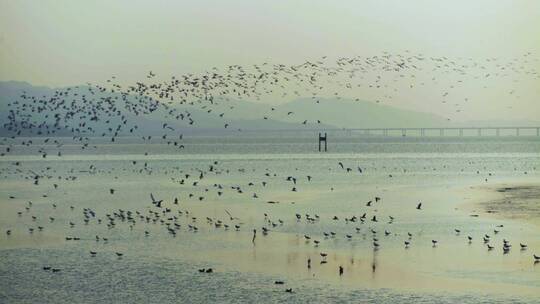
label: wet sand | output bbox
[464,183,540,227]
[1,138,539,303]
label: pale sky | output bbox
[1,0,539,121]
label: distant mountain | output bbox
[0,81,335,137]
[1,81,537,137]
[271,97,451,128]
[186,97,540,129]
[0,81,51,119]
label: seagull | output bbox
[150,193,163,208]
[225,210,238,220]
[198,268,213,273]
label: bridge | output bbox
[237,126,540,137]
[340,126,540,137]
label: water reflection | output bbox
[1,138,539,302]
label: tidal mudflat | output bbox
[1,136,539,303]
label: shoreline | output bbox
[462,182,540,227]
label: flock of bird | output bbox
[2,51,539,149]
[2,156,539,293]
[1,52,539,293]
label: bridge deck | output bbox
[236,126,540,136]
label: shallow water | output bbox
[1,136,539,303]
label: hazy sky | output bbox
[1,0,539,121]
